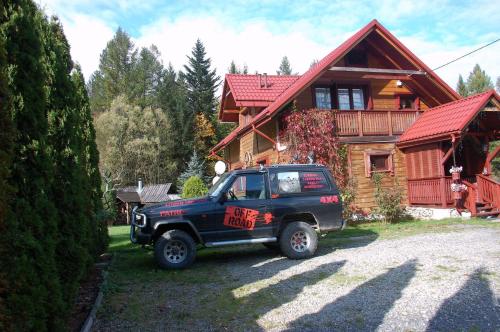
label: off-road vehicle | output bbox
[130,164,344,269]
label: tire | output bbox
[262,242,280,251]
[154,230,196,269]
[279,221,318,259]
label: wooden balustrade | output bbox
[462,180,477,215]
[407,175,477,207]
[330,110,420,137]
[477,174,500,208]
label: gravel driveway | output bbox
[94,225,500,332]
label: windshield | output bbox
[208,173,232,197]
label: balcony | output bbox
[331,110,421,137]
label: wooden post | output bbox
[440,177,447,207]
[358,111,363,136]
[387,111,393,136]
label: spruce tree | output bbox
[183,39,220,119]
[466,64,493,95]
[178,150,208,188]
[277,56,293,75]
[456,74,468,97]
[1,1,64,329]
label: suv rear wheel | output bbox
[279,221,318,259]
[154,230,196,269]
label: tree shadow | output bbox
[194,259,348,331]
[287,259,418,331]
[426,268,500,332]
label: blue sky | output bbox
[39,0,499,88]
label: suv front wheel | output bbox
[280,221,318,259]
[154,230,196,269]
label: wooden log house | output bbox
[211,20,500,216]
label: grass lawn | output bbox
[97,218,498,329]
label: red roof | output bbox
[219,74,299,121]
[212,19,460,153]
[227,74,299,105]
[399,90,499,145]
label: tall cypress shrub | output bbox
[45,17,93,306]
[0,1,65,330]
[72,65,108,255]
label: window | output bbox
[299,171,330,192]
[270,171,330,194]
[399,95,414,109]
[337,86,366,110]
[227,174,266,200]
[314,87,332,109]
[364,151,393,177]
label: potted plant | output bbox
[450,182,467,200]
[449,166,463,181]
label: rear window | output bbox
[270,170,330,194]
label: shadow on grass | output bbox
[426,268,500,331]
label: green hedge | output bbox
[0,1,108,330]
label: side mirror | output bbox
[219,192,228,204]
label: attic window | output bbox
[346,50,367,67]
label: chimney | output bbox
[263,73,268,88]
[258,73,263,88]
[137,178,143,193]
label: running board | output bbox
[205,237,277,247]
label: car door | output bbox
[210,172,274,241]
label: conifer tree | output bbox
[183,39,220,119]
[456,74,468,97]
[277,56,293,75]
[0,1,64,329]
[465,64,493,95]
[88,28,137,113]
[130,45,164,108]
[178,150,208,188]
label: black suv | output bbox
[130,164,344,269]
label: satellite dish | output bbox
[212,176,220,185]
[214,161,226,175]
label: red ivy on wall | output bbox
[280,107,348,190]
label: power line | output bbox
[432,38,500,71]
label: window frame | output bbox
[312,85,334,110]
[226,172,268,201]
[364,150,394,177]
[337,84,369,110]
[269,170,332,197]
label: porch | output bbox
[399,90,500,217]
[407,175,500,217]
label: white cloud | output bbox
[135,15,338,79]
[37,0,499,89]
[61,14,114,79]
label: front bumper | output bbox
[130,207,151,244]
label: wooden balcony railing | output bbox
[332,110,420,137]
[477,174,500,208]
[407,176,477,207]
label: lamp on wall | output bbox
[396,80,403,87]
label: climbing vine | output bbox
[280,105,349,190]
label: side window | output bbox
[270,171,330,195]
[299,171,330,192]
[227,174,266,200]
